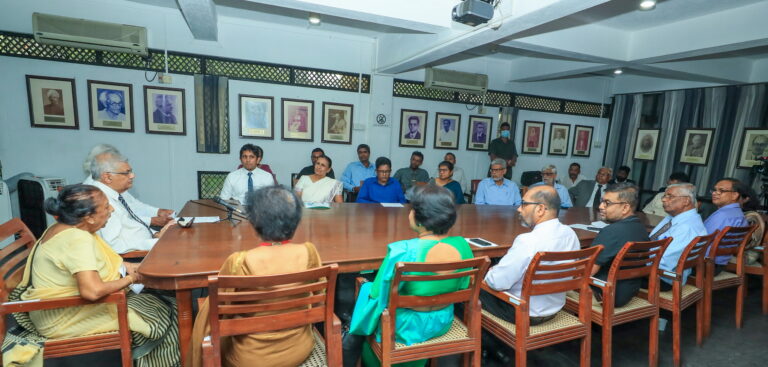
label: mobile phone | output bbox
[468,238,497,247]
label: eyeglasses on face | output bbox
[541,172,555,176]
[108,170,133,176]
[376,170,391,174]
[490,168,505,172]
[662,194,687,200]
[600,200,627,206]
[438,168,450,172]
[520,201,543,207]
[711,188,735,194]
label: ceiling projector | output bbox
[452,0,493,26]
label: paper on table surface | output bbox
[590,221,609,228]
[569,224,600,232]
[192,216,220,223]
[305,202,331,209]
[381,203,404,208]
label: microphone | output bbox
[213,196,245,215]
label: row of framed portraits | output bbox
[396,109,493,151]
[26,75,187,135]
[520,121,594,157]
[633,128,768,168]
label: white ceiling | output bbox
[134,0,768,86]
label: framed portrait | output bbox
[738,128,768,168]
[399,109,427,148]
[25,75,79,129]
[522,120,545,154]
[633,129,660,161]
[321,102,353,144]
[433,112,461,150]
[548,123,570,156]
[680,128,715,165]
[466,115,492,151]
[572,125,593,157]
[239,95,273,139]
[87,80,133,132]
[144,86,186,135]
[281,98,314,142]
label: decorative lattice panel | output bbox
[207,59,290,83]
[456,91,513,107]
[197,171,229,200]
[563,101,605,117]
[393,80,455,101]
[0,32,96,63]
[293,68,367,92]
[514,95,562,112]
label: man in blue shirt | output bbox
[475,159,522,206]
[650,183,707,291]
[341,144,375,194]
[530,164,572,208]
[356,157,406,204]
[704,178,749,270]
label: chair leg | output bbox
[649,315,659,367]
[763,274,768,315]
[515,349,527,367]
[672,308,681,367]
[601,326,612,367]
[736,282,745,329]
[580,331,591,367]
[703,287,712,338]
[695,300,704,347]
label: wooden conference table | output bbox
[139,200,662,366]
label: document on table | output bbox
[570,224,600,232]
[305,202,331,209]
[381,203,404,208]
[192,216,220,223]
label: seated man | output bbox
[642,171,689,216]
[296,147,335,181]
[608,165,635,184]
[569,167,612,208]
[356,157,406,204]
[530,164,572,208]
[591,183,649,307]
[704,178,749,272]
[90,152,175,253]
[474,159,521,206]
[393,151,429,193]
[650,183,707,291]
[483,185,580,324]
[220,144,274,203]
[341,144,375,195]
[561,162,586,189]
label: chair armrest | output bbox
[201,335,215,367]
[0,292,126,314]
[589,277,610,289]
[481,282,526,309]
[659,270,681,282]
[755,246,764,251]
[120,250,148,259]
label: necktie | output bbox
[650,221,673,241]
[118,195,154,237]
[592,184,603,209]
[247,172,254,192]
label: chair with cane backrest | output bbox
[564,238,671,367]
[0,218,132,366]
[481,246,603,367]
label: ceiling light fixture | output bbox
[308,13,321,25]
[639,0,657,11]
[613,68,623,75]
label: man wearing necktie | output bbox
[568,167,612,208]
[220,144,275,204]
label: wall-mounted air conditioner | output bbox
[33,12,148,57]
[425,67,488,95]
[17,177,67,238]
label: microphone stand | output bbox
[219,206,241,226]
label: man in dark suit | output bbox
[403,115,421,139]
[569,167,612,208]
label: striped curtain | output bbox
[195,74,230,153]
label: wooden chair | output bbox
[481,246,602,367]
[360,257,490,366]
[639,233,716,367]
[727,212,768,314]
[564,238,671,367]
[0,218,132,366]
[467,179,481,204]
[697,225,755,337]
[120,250,148,260]
[201,264,342,367]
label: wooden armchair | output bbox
[0,218,132,366]
[360,257,490,367]
[201,264,341,367]
[466,179,481,204]
[727,212,767,314]
[564,238,671,367]
[120,250,148,260]
[481,246,602,367]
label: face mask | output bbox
[500,130,510,138]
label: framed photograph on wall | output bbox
[572,125,593,157]
[680,128,715,165]
[399,109,427,147]
[738,128,768,168]
[144,86,186,135]
[87,80,133,132]
[548,123,570,156]
[633,129,660,161]
[239,95,273,139]
[433,112,461,150]
[25,75,79,129]
[522,120,545,154]
[281,98,314,142]
[321,102,353,144]
[466,115,492,151]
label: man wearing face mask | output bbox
[488,122,517,180]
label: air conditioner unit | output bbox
[33,12,148,57]
[0,181,11,248]
[17,177,67,238]
[425,68,488,95]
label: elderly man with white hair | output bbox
[474,158,522,206]
[569,166,613,208]
[530,164,572,208]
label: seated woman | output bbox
[343,185,474,367]
[190,185,322,367]
[294,155,343,203]
[356,157,406,204]
[11,184,179,366]
[428,161,465,204]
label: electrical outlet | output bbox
[158,74,172,84]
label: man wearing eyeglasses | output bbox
[704,178,748,273]
[651,183,707,291]
[474,159,521,206]
[587,183,649,307]
[90,151,176,253]
[529,164,572,208]
[356,157,406,204]
[569,167,612,208]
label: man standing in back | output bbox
[488,122,517,180]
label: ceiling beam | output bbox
[632,64,746,85]
[507,57,611,82]
[177,0,218,41]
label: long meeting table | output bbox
[138,200,663,366]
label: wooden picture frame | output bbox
[25,75,79,129]
[633,129,660,161]
[281,98,314,142]
[399,109,427,148]
[466,115,492,151]
[87,80,134,132]
[239,94,274,139]
[433,112,461,150]
[321,102,353,144]
[738,128,768,168]
[522,120,545,154]
[548,123,570,156]
[572,125,593,157]
[680,128,715,165]
[144,86,186,135]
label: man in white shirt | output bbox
[220,144,274,203]
[91,152,175,253]
[483,185,580,324]
[561,162,587,189]
[442,153,468,194]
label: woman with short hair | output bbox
[294,155,343,203]
[428,161,465,204]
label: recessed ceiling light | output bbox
[639,0,657,10]
[308,13,321,25]
[614,68,623,75]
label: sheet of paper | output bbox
[305,202,331,209]
[380,203,404,208]
[569,224,600,232]
[193,216,220,223]
[590,221,609,228]
[119,264,145,294]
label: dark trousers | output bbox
[478,290,556,325]
[643,278,673,292]
[342,334,365,367]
